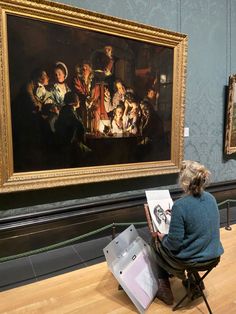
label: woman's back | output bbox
[162,191,224,262]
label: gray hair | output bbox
[179,160,210,196]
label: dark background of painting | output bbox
[7,14,173,172]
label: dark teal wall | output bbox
[1,0,236,210]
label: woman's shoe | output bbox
[156,278,174,305]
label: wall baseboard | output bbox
[0,180,236,258]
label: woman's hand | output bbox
[157,232,166,241]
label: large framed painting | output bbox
[225,75,236,154]
[0,0,188,193]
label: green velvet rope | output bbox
[0,222,147,263]
[0,199,234,263]
[217,199,236,206]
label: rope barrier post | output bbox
[225,201,232,231]
[112,223,116,239]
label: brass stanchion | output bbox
[112,223,116,239]
[225,201,232,231]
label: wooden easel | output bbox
[144,204,159,238]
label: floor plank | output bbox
[0,227,235,314]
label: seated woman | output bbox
[154,160,224,305]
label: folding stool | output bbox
[173,257,221,314]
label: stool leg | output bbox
[201,291,213,314]
[192,273,213,314]
[173,265,218,314]
[173,273,194,311]
[173,293,188,311]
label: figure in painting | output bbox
[92,44,117,93]
[112,79,126,109]
[102,45,118,95]
[123,97,140,135]
[111,105,125,135]
[25,68,53,113]
[54,91,91,167]
[144,87,159,111]
[74,60,96,130]
[137,100,164,161]
[52,61,70,109]
[126,104,140,135]
[12,68,56,170]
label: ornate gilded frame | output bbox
[225,75,236,154]
[0,0,188,193]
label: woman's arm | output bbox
[161,203,185,253]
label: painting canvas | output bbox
[8,14,174,171]
[0,0,187,192]
[225,74,236,154]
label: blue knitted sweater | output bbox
[162,191,224,262]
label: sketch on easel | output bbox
[145,190,173,234]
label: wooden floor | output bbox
[0,227,235,314]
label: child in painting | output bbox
[123,101,140,135]
[111,105,125,135]
[112,80,126,109]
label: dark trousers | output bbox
[152,238,193,280]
